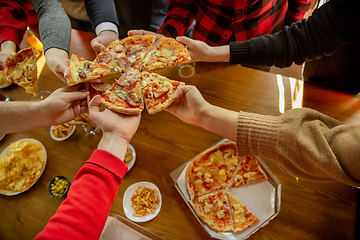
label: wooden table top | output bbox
[0,29,358,240]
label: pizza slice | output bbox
[193,144,227,183]
[94,39,131,73]
[120,35,156,69]
[142,36,191,71]
[186,159,227,200]
[5,47,38,96]
[100,68,144,114]
[67,54,110,86]
[222,143,241,183]
[229,156,268,188]
[140,71,184,114]
[190,190,233,232]
[227,192,260,232]
[85,82,111,103]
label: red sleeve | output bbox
[0,0,32,49]
[157,0,198,38]
[34,149,128,240]
[286,0,313,25]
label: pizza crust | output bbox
[186,142,266,233]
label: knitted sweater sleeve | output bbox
[34,149,128,240]
[229,0,360,68]
[29,0,71,53]
[236,108,360,187]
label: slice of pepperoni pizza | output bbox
[67,54,112,86]
[120,35,156,69]
[100,68,144,114]
[190,190,233,232]
[85,82,111,103]
[94,39,131,73]
[5,47,38,96]
[142,36,191,71]
[140,71,184,114]
[229,156,268,188]
[227,192,260,232]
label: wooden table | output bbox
[0,29,358,240]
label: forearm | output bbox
[98,133,128,160]
[236,108,360,187]
[157,0,197,38]
[35,150,127,240]
[229,0,360,68]
[0,101,50,134]
[29,0,71,53]
[85,0,119,31]
[0,0,29,48]
[198,104,238,142]
[204,45,230,63]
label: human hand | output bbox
[165,85,211,126]
[91,30,119,55]
[127,29,164,49]
[89,95,141,158]
[0,41,17,70]
[45,48,71,84]
[176,36,230,63]
[40,85,89,126]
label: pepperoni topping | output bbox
[78,71,87,79]
[97,54,112,63]
[118,58,130,71]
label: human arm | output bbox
[29,0,72,82]
[0,0,29,53]
[177,0,360,68]
[156,0,197,38]
[229,0,360,68]
[85,0,120,55]
[166,85,360,187]
[0,85,89,135]
[35,96,141,240]
[0,41,17,70]
[285,0,313,26]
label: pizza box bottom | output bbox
[170,139,281,240]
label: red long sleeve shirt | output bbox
[157,0,312,46]
[0,0,38,49]
[35,149,128,240]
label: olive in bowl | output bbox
[48,175,70,198]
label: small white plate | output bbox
[123,182,162,222]
[0,138,47,196]
[126,143,136,172]
[50,123,76,141]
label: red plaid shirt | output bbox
[157,0,313,46]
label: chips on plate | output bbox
[0,139,46,195]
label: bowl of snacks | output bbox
[125,143,136,172]
[48,175,70,198]
[50,121,76,141]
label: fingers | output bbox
[89,95,102,111]
[91,38,105,55]
[176,36,191,46]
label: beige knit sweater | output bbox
[236,108,360,187]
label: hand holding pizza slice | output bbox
[5,47,38,96]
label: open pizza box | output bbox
[170,139,282,240]
[100,214,164,240]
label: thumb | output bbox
[176,36,190,47]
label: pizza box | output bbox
[100,214,164,240]
[170,138,281,240]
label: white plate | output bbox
[123,182,162,222]
[125,143,136,172]
[0,138,47,196]
[50,123,76,141]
